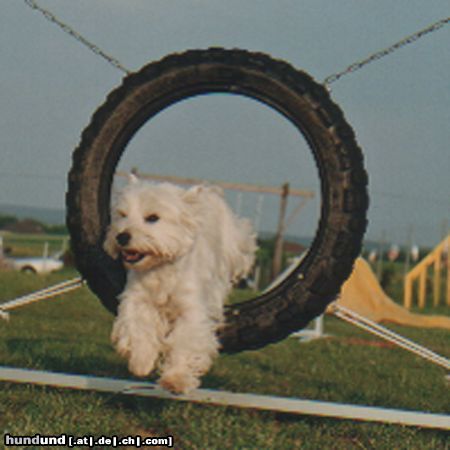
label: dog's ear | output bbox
[182,185,203,204]
[180,186,202,233]
[103,226,120,259]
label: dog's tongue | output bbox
[122,250,144,263]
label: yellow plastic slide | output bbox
[332,258,450,329]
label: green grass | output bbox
[0,268,449,449]
[1,232,67,258]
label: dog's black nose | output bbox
[116,231,131,246]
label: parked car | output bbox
[7,256,63,274]
[0,235,66,274]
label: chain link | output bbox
[24,0,131,75]
[23,1,449,86]
[323,16,450,86]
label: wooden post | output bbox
[433,256,441,307]
[404,235,450,310]
[418,268,427,309]
[403,225,413,278]
[404,274,413,309]
[447,237,450,306]
[272,183,290,279]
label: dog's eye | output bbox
[117,210,127,218]
[145,214,160,223]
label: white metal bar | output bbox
[0,278,83,313]
[1,278,82,305]
[292,316,325,342]
[0,366,449,430]
[331,304,450,371]
[334,309,450,369]
[335,311,450,370]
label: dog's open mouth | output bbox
[121,249,146,264]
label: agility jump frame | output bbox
[1,279,449,430]
[0,366,449,430]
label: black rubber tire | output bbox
[67,48,368,353]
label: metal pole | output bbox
[403,225,413,278]
[376,230,386,281]
[0,367,448,429]
[272,183,290,278]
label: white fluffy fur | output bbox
[104,177,256,393]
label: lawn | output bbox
[1,232,67,258]
[0,266,449,449]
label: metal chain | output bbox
[323,16,450,86]
[24,0,131,75]
[23,1,449,88]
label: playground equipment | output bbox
[404,235,450,310]
[1,0,448,431]
[66,48,368,353]
[337,257,450,329]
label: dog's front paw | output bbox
[111,319,133,358]
[158,371,200,394]
[111,319,158,377]
[128,353,156,378]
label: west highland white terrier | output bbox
[104,175,256,393]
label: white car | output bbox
[8,256,64,274]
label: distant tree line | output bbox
[0,214,67,235]
[0,214,17,229]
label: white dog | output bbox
[104,175,256,393]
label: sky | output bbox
[0,0,449,247]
